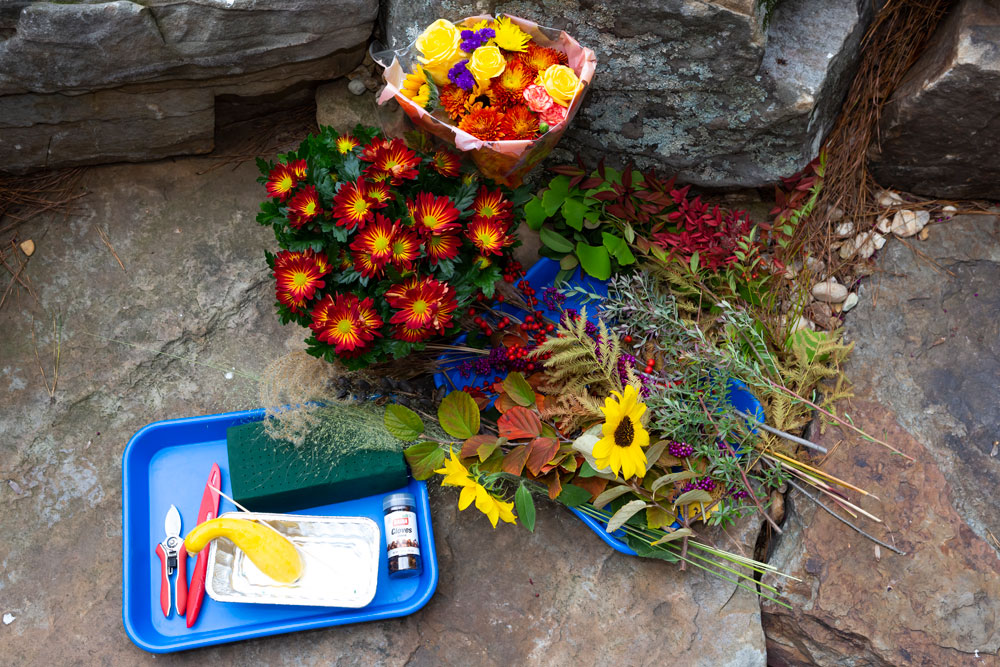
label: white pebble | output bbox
[3,613,14,625]
[224,372,234,380]
[348,78,367,95]
[834,222,855,238]
[941,205,957,218]
[890,210,929,238]
[828,207,844,222]
[877,190,904,208]
[812,280,849,303]
[876,216,892,234]
[842,292,859,312]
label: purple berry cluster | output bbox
[448,60,476,91]
[460,27,495,52]
[668,441,695,458]
[727,486,750,500]
[681,477,717,494]
[541,286,565,311]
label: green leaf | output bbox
[575,242,612,280]
[644,439,670,472]
[790,328,832,363]
[690,252,700,274]
[606,499,648,533]
[477,441,500,462]
[601,232,636,265]
[515,483,536,532]
[502,372,536,407]
[404,442,445,480]
[592,484,634,509]
[383,404,424,441]
[539,226,575,253]
[651,527,693,546]
[437,391,481,439]
[561,197,587,231]
[577,461,599,478]
[541,176,570,215]
[556,483,593,508]
[672,489,713,508]
[524,196,548,231]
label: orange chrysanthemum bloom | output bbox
[431,150,462,178]
[332,179,374,230]
[364,138,421,186]
[472,186,513,223]
[423,232,461,265]
[389,224,420,270]
[273,249,330,314]
[498,105,539,140]
[519,43,563,74]
[459,105,505,142]
[439,85,475,121]
[351,214,396,262]
[336,135,360,154]
[410,192,461,236]
[466,218,510,256]
[310,293,379,354]
[265,163,296,201]
[490,61,534,109]
[287,185,322,229]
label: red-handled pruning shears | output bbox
[155,504,187,617]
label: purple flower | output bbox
[460,28,496,52]
[448,59,476,91]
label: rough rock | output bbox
[762,214,1000,665]
[869,0,1000,199]
[890,209,929,238]
[811,280,848,303]
[379,0,873,187]
[0,130,766,664]
[0,0,377,173]
[316,79,405,136]
[842,291,859,311]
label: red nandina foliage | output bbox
[653,192,758,272]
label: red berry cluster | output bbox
[501,259,525,283]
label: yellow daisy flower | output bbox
[493,16,531,52]
[434,450,517,528]
[592,385,650,479]
[401,66,431,108]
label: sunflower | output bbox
[265,163,296,201]
[592,385,650,479]
[336,134,360,154]
[438,84,476,121]
[466,218,510,257]
[273,249,330,313]
[400,66,431,108]
[309,293,376,354]
[364,138,421,185]
[430,149,462,178]
[492,16,530,53]
[471,186,513,223]
[331,179,374,230]
[423,232,461,264]
[351,214,395,261]
[388,224,420,270]
[458,104,505,141]
[287,185,321,229]
[519,43,563,75]
[499,105,539,140]
[489,60,534,109]
[434,450,516,528]
[410,191,460,236]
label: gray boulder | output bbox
[380,0,873,187]
[869,0,1000,200]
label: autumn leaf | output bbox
[525,437,559,476]
[497,406,542,439]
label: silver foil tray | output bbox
[205,512,380,608]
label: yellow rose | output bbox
[537,64,582,107]
[415,19,463,85]
[467,45,506,83]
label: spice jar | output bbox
[383,492,421,578]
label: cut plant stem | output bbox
[734,409,827,454]
[767,450,877,499]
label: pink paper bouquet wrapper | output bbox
[376,15,597,187]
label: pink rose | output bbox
[522,84,553,113]
[540,104,568,127]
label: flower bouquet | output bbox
[376,15,597,187]
[255,124,524,370]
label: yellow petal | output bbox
[496,499,517,524]
[618,385,637,415]
[458,485,476,510]
[592,435,614,459]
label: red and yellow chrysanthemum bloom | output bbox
[336,134,360,154]
[490,60,534,109]
[498,105,539,140]
[359,137,389,162]
[265,163,296,201]
[471,186,513,223]
[287,185,322,229]
[288,159,308,181]
[272,249,331,314]
[458,104,505,141]
[518,43,564,75]
[431,150,461,178]
[353,214,396,262]
[364,180,392,209]
[309,293,381,354]
[388,224,420,270]
[466,218,510,256]
[356,296,384,336]
[410,191,460,236]
[332,179,375,230]
[387,276,458,343]
[424,232,461,265]
[364,138,421,186]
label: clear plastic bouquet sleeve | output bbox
[374,15,597,187]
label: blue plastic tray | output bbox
[122,409,438,653]
[432,258,764,556]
